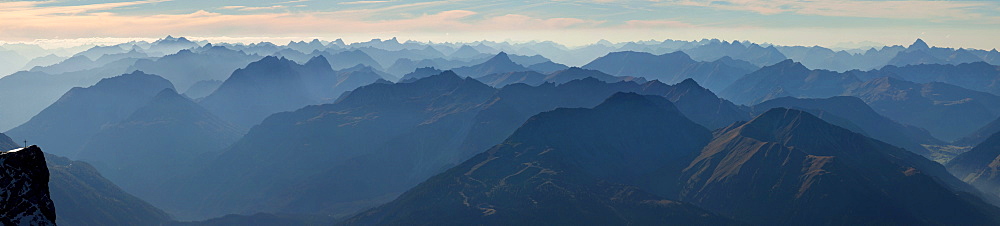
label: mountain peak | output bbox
[909,38,930,50]
[676,78,700,88]
[768,59,808,70]
[738,107,844,144]
[304,55,332,69]
[493,51,510,60]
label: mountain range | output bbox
[343,93,734,225]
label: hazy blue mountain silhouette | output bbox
[6,71,175,157]
[583,51,755,92]
[451,52,533,78]
[888,39,989,67]
[160,70,748,220]
[956,116,1000,146]
[776,45,905,72]
[852,62,1000,96]
[0,56,143,131]
[319,50,384,71]
[754,96,944,157]
[46,153,173,225]
[131,46,262,92]
[476,67,639,87]
[682,40,787,67]
[398,67,443,82]
[200,55,385,128]
[720,59,861,105]
[525,61,569,73]
[844,77,1000,141]
[343,93,734,225]
[184,79,224,99]
[77,88,244,210]
[948,131,1000,199]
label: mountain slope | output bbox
[5,71,176,157]
[582,51,755,92]
[451,52,532,78]
[46,153,173,225]
[753,96,944,157]
[947,131,1000,197]
[844,77,1000,141]
[0,145,57,226]
[719,59,861,105]
[956,116,1000,146]
[200,56,381,128]
[678,108,1000,225]
[164,71,497,219]
[77,89,244,209]
[476,67,638,88]
[343,93,733,225]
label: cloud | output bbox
[338,1,392,5]
[663,0,994,20]
[622,20,695,28]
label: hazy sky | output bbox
[1,0,998,49]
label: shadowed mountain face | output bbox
[0,57,140,131]
[845,77,1000,142]
[0,145,57,226]
[720,59,861,105]
[852,62,1000,96]
[200,55,385,128]
[753,96,944,157]
[156,71,748,220]
[131,46,262,92]
[0,133,173,225]
[343,93,734,225]
[46,153,173,226]
[948,132,1000,198]
[887,39,989,67]
[682,40,787,67]
[582,51,756,92]
[399,67,443,83]
[164,71,498,219]
[677,108,1000,225]
[956,117,1000,146]
[76,89,244,208]
[184,79,223,99]
[5,71,176,157]
[451,52,532,78]
[476,67,640,88]
[719,60,1000,141]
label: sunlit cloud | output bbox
[0,0,997,50]
[338,1,393,5]
[663,0,994,20]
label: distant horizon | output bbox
[2,0,997,50]
[1,35,992,52]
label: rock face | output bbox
[343,93,734,225]
[1,145,57,226]
[677,108,1000,225]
